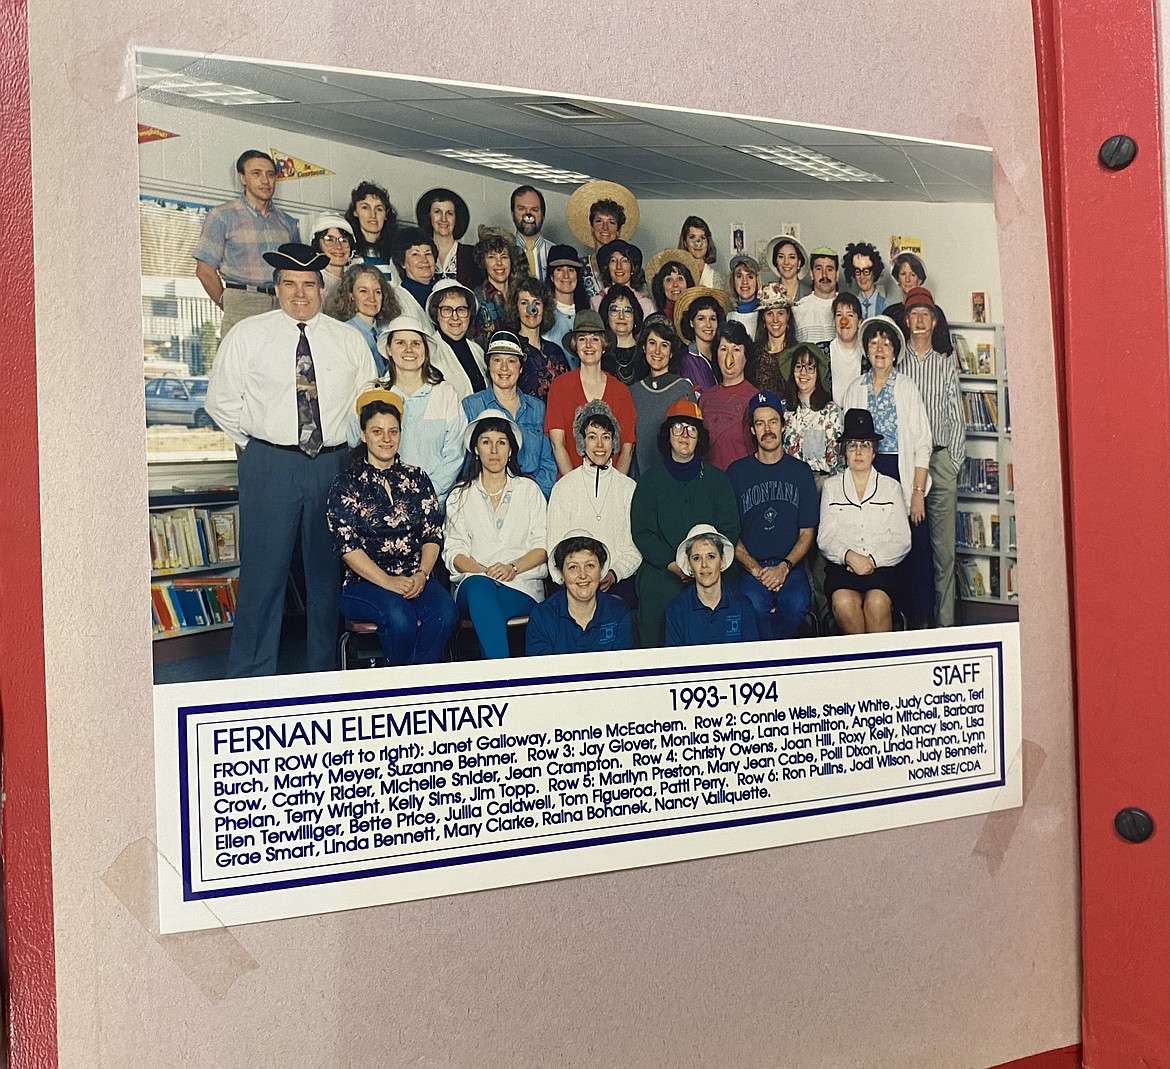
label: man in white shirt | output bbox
[828,292,863,406]
[793,246,839,345]
[206,243,378,676]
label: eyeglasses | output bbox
[670,422,699,438]
[437,306,470,319]
[609,307,634,317]
[319,234,350,245]
[793,363,817,373]
[845,440,875,452]
[853,265,874,276]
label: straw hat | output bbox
[672,285,733,335]
[566,180,640,248]
[644,246,705,288]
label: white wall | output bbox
[138,98,1001,318]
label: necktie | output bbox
[295,323,323,457]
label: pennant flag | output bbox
[271,149,333,180]
[138,124,179,144]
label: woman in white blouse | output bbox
[444,409,549,658]
[819,409,911,634]
[376,316,467,506]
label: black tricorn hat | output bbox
[262,242,330,273]
[839,408,883,443]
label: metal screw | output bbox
[1114,807,1154,843]
[1099,135,1138,170]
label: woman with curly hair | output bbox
[505,276,570,402]
[472,227,524,345]
[325,264,401,374]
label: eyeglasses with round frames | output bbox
[319,234,350,245]
[845,440,875,452]
[670,422,699,438]
[437,305,470,319]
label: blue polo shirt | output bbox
[665,585,760,647]
[525,589,633,656]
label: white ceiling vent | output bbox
[512,99,633,124]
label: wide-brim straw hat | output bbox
[566,180,640,248]
[672,285,733,334]
[645,247,705,288]
[764,233,811,280]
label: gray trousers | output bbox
[925,448,959,627]
[229,440,346,677]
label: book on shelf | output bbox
[971,291,988,322]
[989,557,1001,599]
[957,558,988,599]
[1008,514,1017,551]
[151,505,239,571]
[211,510,238,562]
[151,576,239,636]
[955,510,989,548]
[976,343,994,375]
[961,389,999,432]
[990,513,1000,549]
[959,457,1000,494]
[952,333,974,374]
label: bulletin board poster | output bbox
[141,56,1021,932]
[155,625,1021,932]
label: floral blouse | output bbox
[783,400,844,474]
[326,457,443,587]
[862,370,900,454]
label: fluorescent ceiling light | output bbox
[136,65,293,106]
[430,149,593,184]
[512,100,632,124]
[734,144,887,183]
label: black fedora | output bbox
[839,408,883,443]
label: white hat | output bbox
[548,529,611,585]
[427,277,479,321]
[675,524,734,576]
[463,407,523,454]
[376,315,433,362]
[308,212,355,242]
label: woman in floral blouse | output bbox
[326,389,457,665]
[781,343,845,486]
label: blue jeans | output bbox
[340,578,457,665]
[456,576,537,659]
[740,563,811,640]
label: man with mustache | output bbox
[792,245,841,345]
[511,185,553,280]
[727,391,819,640]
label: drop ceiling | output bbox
[136,50,993,204]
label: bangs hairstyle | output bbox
[843,241,885,285]
[679,294,726,342]
[678,215,717,264]
[861,319,903,362]
[475,235,525,290]
[589,198,627,231]
[712,320,757,384]
[553,535,608,573]
[831,292,863,319]
[504,276,555,333]
[391,226,438,270]
[657,416,710,459]
[637,317,683,375]
[599,284,645,334]
[599,245,646,290]
[651,262,694,311]
[782,345,832,413]
[325,264,401,323]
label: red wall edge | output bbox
[1032,0,1170,1066]
[990,1045,1083,1069]
[0,0,60,1065]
